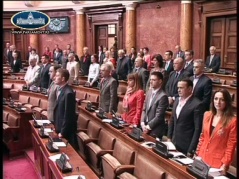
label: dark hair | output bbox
[143,47,149,52]
[91,54,98,63]
[152,54,164,68]
[31,48,36,52]
[178,79,193,88]
[52,64,61,71]
[185,49,194,56]
[42,54,50,60]
[74,54,80,62]
[56,68,70,82]
[137,51,144,58]
[165,50,173,57]
[211,89,234,128]
[150,71,163,80]
[127,72,143,92]
[99,45,103,51]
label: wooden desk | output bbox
[205,73,236,85]
[3,105,33,156]
[30,121,98,179]
[78,106,196,179]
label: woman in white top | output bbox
[87,54,100,87]
[28,48,40,64]
[66,52,80,84]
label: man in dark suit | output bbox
[26,46,32,62]
[80,47,91,76]
[190,59,212,112]
[164,50,174,74]
[133,57,149,91]
[11,51,22,73]
[174,45,185,60]
[167,79,203,156]
[53,44,63,54]
[184,50,194,76]
[141,71,169,140]
[8,45,21,65]
[165,57,190,106]
[98,45,105,66]
[53,48,62,64]
[39,55,51,89]
[99,63,118,115]
[53,69,78,149]
[205,46,221,73]
[116,49,130,81]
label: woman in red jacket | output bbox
[121,73,145,127]
[196,89,237,175]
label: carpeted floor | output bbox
[3,145,39,179]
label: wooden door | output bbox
[208,15,237,70]
[95,25,108,53]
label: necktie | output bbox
[149,92,156,107]
[175,72,179,78]
[57,87,62,99]
[165,62,168,70]
[135,68,138,72]
[84,56,87,63]
[209,55,213,66]
[185,62,189,69]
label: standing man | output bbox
[190,59,212,112]
[80,47,91,76]
[66,52,80,84]
[164,50,174,74]
[184,50,194,76]
[165,57,190,106]
[141,71,169,140]
[167,79,203,156]
[174,45,185,60]
[99,63,118,115]
[24,58,41,87]
[205,46,221,73]
[4,42,10,63]
[98,45,105,66]
[39,55,51,89]
[116,49,130,81]
[133,57,149,91]
[54,69,77,149]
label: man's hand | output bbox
[167,138,172,142]
[58,133,62,138]
[168,97,174,105]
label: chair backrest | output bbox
[117,101,124,115]
[13,83,24,90]
[78,115,90,130]
[8,114,19,127]
[19,95,30,104]
[3,111,9,122]
[134,154,166,179]
[3,83,13,89]
[86,93,99,103]
[29,97,41,107]
[76,91,87,100]
[39,99,48,110]
[87,121,101,138]
[113,140,135,165]
[98,130,116,150]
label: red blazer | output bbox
[196,111,237,168]
[121,90,145,126]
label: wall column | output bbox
[180,0,193,50]
[75,8,85,57]
[124,2,137,54]
[29,34,39,51]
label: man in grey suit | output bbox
[167,79,203,156]
[141,71,169,140]
[99,63,118,115]
[133,57,149,91]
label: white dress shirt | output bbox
[176,95,192,118]
[24,65,41,86]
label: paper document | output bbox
[209,168,223,177]
[141,141,155,148]
[213,176,229,179]
[35,120,51,125]
[49,154,61,162]
[63,175,86,179]
[102,119,112,123]
[53,142,67,147]
[43,128,53,132]
[169,151,186,158]
[162,142,176,150]
[174,157,194,165]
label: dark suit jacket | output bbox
[53,52,62,63]
[54,85,77,142]
[4,48,10,62]
[11,59,22,73]
[134,67,149,91]
[184,61,194,76]
[8,50,21,64]
[168,96,203,155]
[174,50,185,60]
[164,60,174,74]
[39,63,51,89]
[99,77,118,113]
[116,56,130,80]
[165,69,190,98]
[205,55,221,73]
[99,52,105,66]
[141,88,169,139]
[190,74,212,111]
[80,54,91,76]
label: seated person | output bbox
[121,73,145,127]
[196,89,237,175]
[87,54,100,87]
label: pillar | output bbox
[75,8,85,57]
[180,0,193,50]
[29,34,39,51]
[124,2,137,54]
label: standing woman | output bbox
[47,64,61,122]
[87,54,100,87]
[196,89,237,175]
[121,73,145,127]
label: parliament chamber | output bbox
[3,1,237,179]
